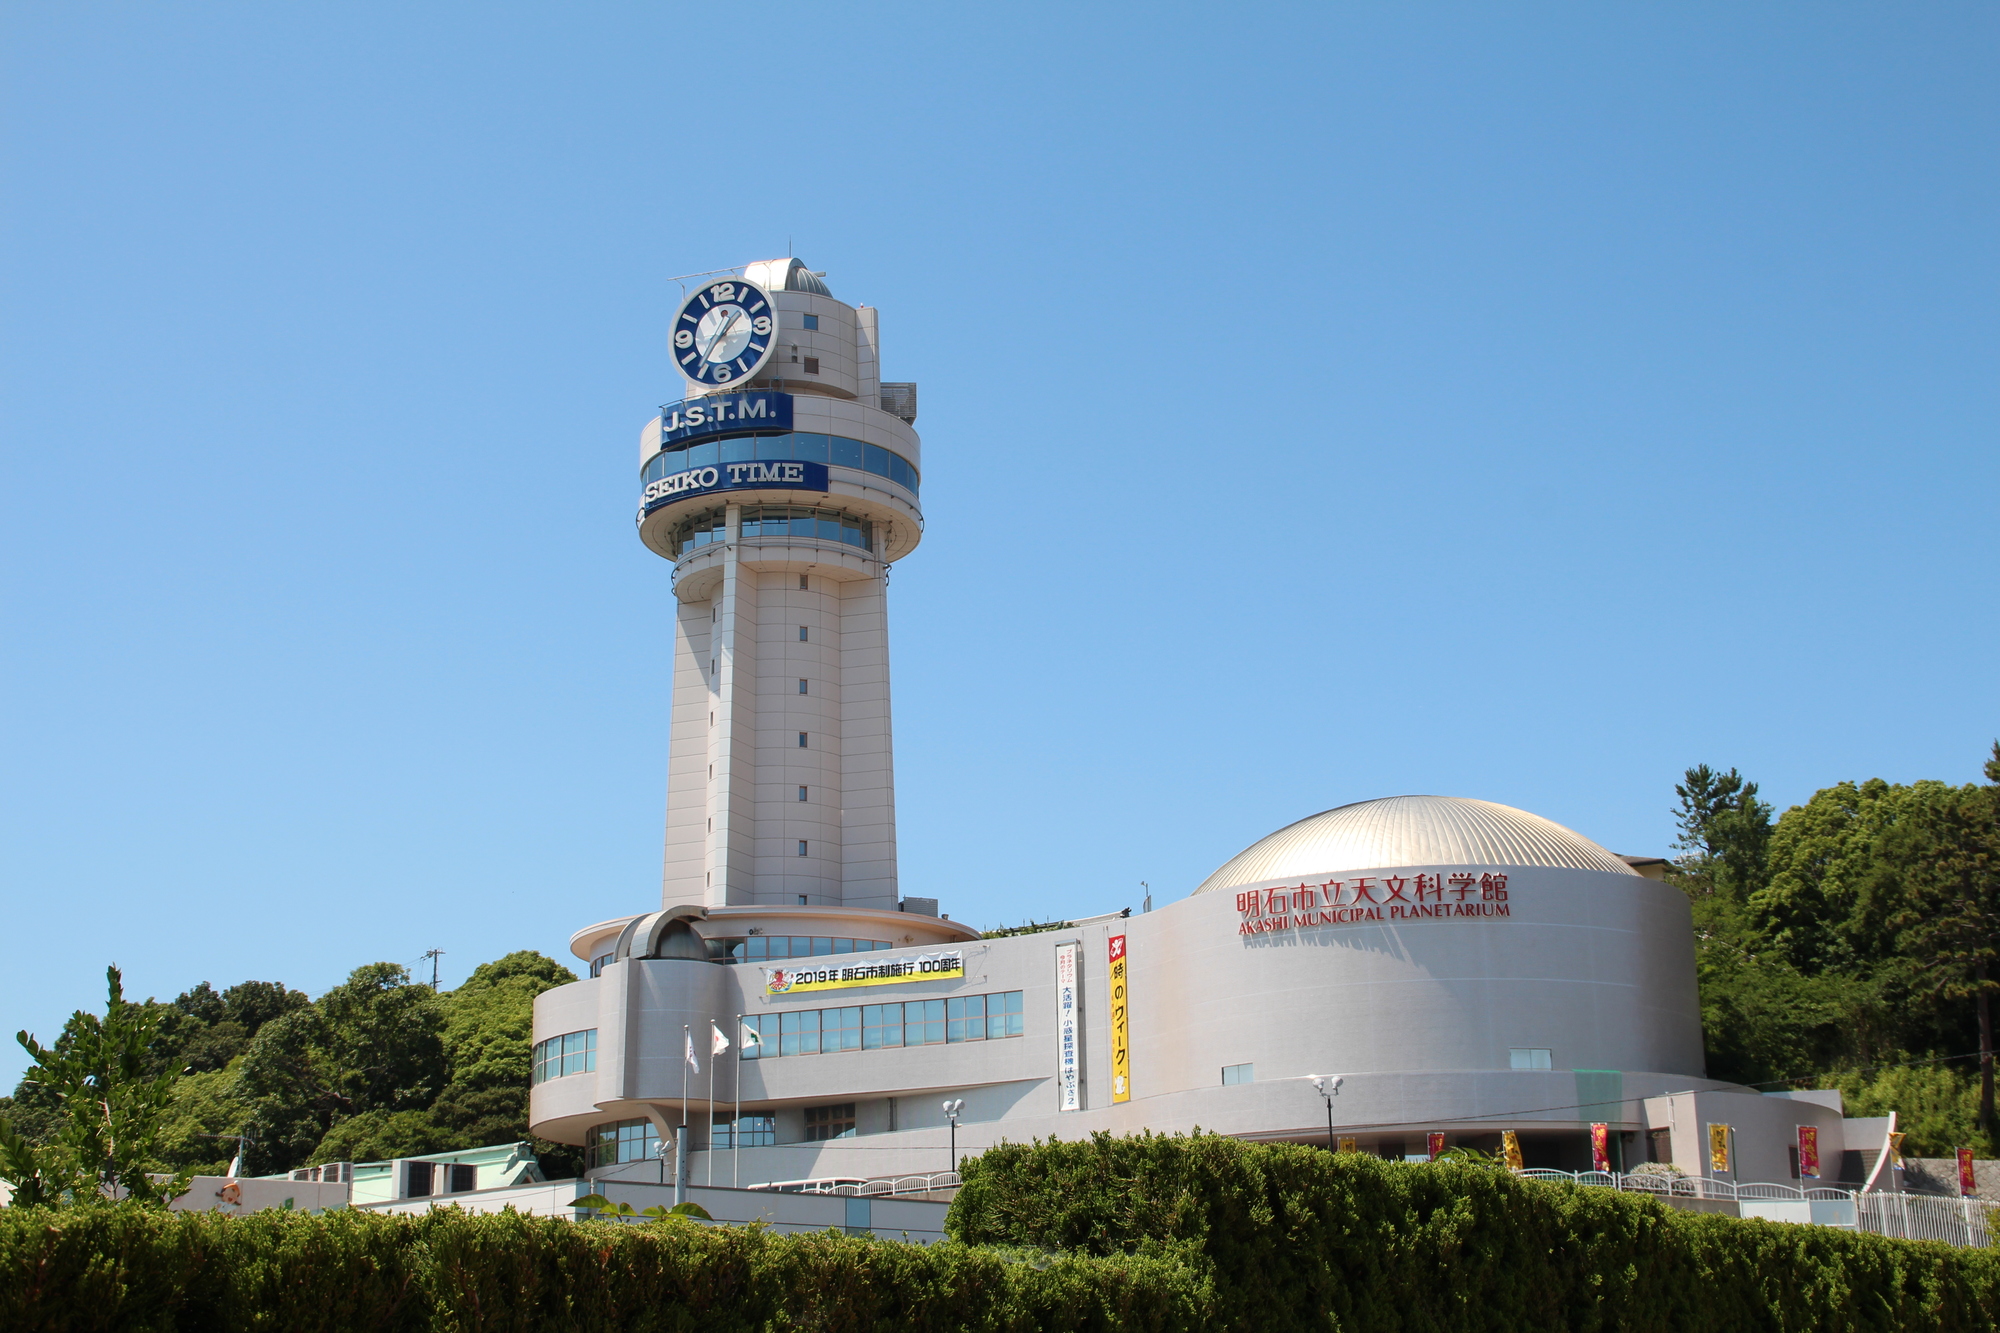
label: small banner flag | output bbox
[1708,1123,1732,1173]
[1336,1136,1358,1154]
[1426,1132,1446,1161]
[683,1027,699,1074]
[1108,935,1131,1105]
[1590,1123,1611,1173]
[739,1020,763,1050]
[1959,1147,1977,1197]
[1797,1126,1819,1179]
[1889,1131,1907,1167]
[711,1022,730,1056]
[1501,1131,1524,1170]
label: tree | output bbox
[1888,747,2000,1144]
[5,966,193,1206]
[234,963,446,1174]
[1670,764,1773,900]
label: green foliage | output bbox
[978,921,1076,940]
[1677,751,2000,1153]
[8,967,193,1207]
[0,1203,1211,1333]
[948,1131,2000,1332]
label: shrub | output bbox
[947,1131,2000,1332]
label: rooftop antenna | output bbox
[420,949,445,990]
[1141,882,1152,913]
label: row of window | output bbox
[641,431,919,495]
[589,937,896,975]
[710,936,895,963]
[531,1029,597,1085]
[744,991,1025,1059]
[582,1111,797,1167]
[672,505,874,559]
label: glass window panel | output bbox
[800,1009,820,1055]
[786,937,807,958]
[864,443,890,476]
[889,454,911,489]
[812,938,834,956]
[684,441,718,469]
[755,435,792,460]
[789,433,830,463]
[832,1007,862,1051]
[745,936,767,960]
[830,436,864,468]
[913,999,945,1045]
[720,435,755,462]
[834,938,854,954]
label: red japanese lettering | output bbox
[1383,875,1409,902]
[1351,877,1379,904]
[1480,873,1509,902]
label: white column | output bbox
[840,572,898,909]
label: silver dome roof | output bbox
[1191,794,1637,895]
[742,257,831,297]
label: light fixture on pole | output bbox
[942,1098,965,1174]
[1309,1076,1343,1152]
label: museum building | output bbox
[528,259,1882,1192]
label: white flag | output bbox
[684,1027,699,1073]
[711,1022,730,1056]
[740,1020,763,1050]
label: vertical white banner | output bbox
[1055,941,1081,1111]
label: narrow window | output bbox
[799,574,808,589]
[799,679,808,694]
[798,786,808,802]
[798,840,809,857]
[799,626,808,641]
[708,765,713,779]
[803,314,820,331]
[798,732,808,747]
[1508,1048,1553,1071]
[1222,1063,1254,1085]
[803,357,820,375]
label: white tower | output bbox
[635,259,924,913]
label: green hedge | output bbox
[0,1205,1213,1333]
[946,1132,2000,1333]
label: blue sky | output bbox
[2,4,1993,1086]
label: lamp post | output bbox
[1309,1077,1342,1152]
[942,1099,964,1176]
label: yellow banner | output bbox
[763,951,963,996]
[1708,1123,1732,1173]
[1501,1131,1523,1170]
[1109,935,1130,1103]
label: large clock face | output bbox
[672,278,777,387]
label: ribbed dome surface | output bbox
[1192,795,1636,895]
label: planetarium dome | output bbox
[1191,794,1637,896]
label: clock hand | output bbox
[701,307,743,361]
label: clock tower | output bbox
[635,258,927,915]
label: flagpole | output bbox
[734,1013,744,1189]
[681,1024,690,1192]
[707,1033,717,1188]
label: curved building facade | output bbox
[531,261,1843,1191]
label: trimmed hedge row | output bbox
[0,1205,1213,1333]
[946,1132,2000,1332]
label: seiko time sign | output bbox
[640,460,830,517]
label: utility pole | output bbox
[420,949,444,990]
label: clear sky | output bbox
[2,4,1993,1088]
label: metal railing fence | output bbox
[1514,1168,1996,1247]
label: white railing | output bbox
[749,1171,961,1197]
[1514,1168,1997,1247]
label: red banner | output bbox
[1797,1126,1819,1179]
[1426,1132,1446,1161]
[1590,1123,1610,1173]
[1959,1147,1977,1197]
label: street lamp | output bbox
[1309,1077,1343,1152]
[942,1098,965,1175]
